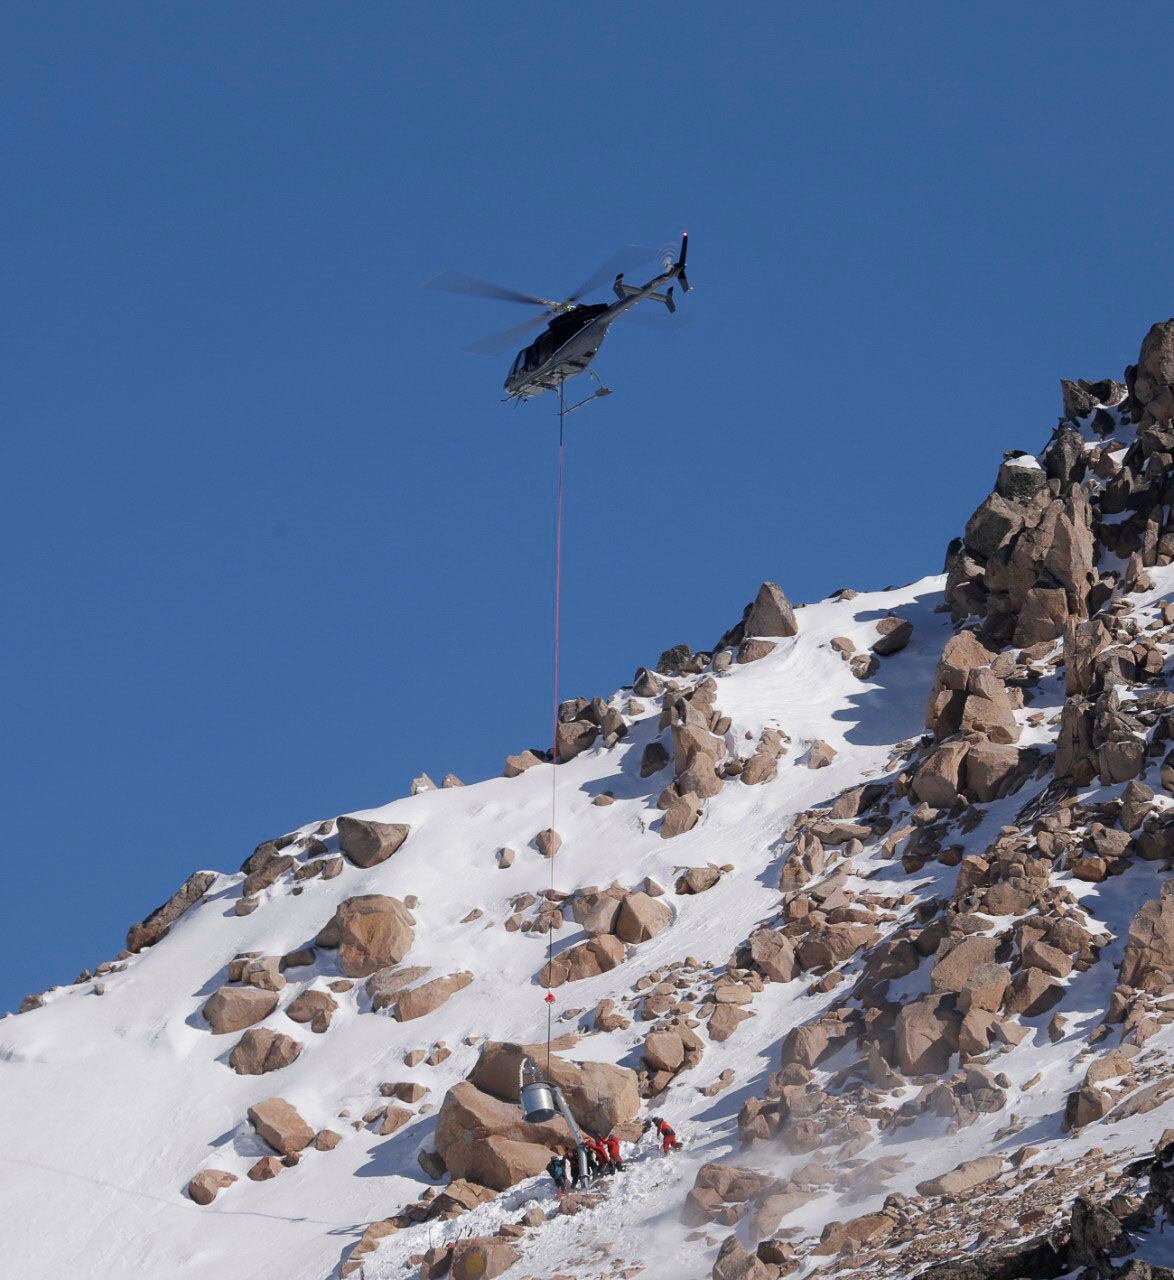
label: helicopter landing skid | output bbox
[562,371,612,415]
[503,370,612,412]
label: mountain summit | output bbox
[5,323,1174,1280]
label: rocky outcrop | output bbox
[316,895,415,977]
[945,448,1098,645]
[744,581,799,638]
[435,1043,639,1191]
[1118,889,1174,993]
[126,870,216,952]
[434,1082,573,1190]
[539,934,625,987]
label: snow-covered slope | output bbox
[5,326,1174,1280]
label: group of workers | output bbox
[545,1117,681,1196]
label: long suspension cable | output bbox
[545,380,567,1075]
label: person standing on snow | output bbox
[547,1149,571,1196]
[592,1134,615,1175]
[586,1134,611,1175]
[605,1132,623,1172]
[643,1115,682,1154]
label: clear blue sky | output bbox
[3,3,1171,1013]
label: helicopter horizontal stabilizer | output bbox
[613,278,677,312]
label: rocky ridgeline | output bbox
[11,322,1174,1280]
[676,322,1174,1280]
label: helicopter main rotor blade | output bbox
[464,311,551,357]
[565,243,670,303]
[424,270,556,309]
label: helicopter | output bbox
[427,234,690,403]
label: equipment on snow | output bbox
[519,1054,590,1183]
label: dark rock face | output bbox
[917,1239,1067,1280]
[744,581,799,638]
[126,870,217,952]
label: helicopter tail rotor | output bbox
[674,232,690,293]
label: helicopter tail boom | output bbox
[612,278,677,313]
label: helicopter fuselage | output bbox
[503,256,684,400]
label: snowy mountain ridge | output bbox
[5,322,1174,1280]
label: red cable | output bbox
[546,384,567,1073]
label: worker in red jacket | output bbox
[643,1116,682,1154]
[605,1133,623,1171]
[587,1134,613,1174]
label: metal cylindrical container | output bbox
[520,1080,557,1124]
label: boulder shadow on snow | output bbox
[828,587,949,748]
[351,1112,431,1179]
[573,715,677,805]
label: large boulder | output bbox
[451,1238,519,1280]
[614,892,672,944]
[644,1029,686,1073]
[912,741,969,808]
[661,791,703,838]
[959,670,1020,744]
[539,934,625,988]
[964,493,1024,559]
[1119,893,1174,993]
[640,740,671,777]
[393,971,473,1021]
[365,964,430,1012]
[317,895,415,977]
[744,582,799,638]
[187,1168,236,1205]
[1134,319,1174,422]
[556,718,598,761]
[570,887,624,936]
[202,986,278,1035]
[127,870,217,952]
[873,617,913,656]
[503,749,544,777]
[926,632,994,737]
[469,1041,640,1133]
[247,1098,316,1155]
[229,1028,302,1075]
[712,1234,774,1280]
[916,1154,1002,1198]
[963,741,1021,802]
[285,989,338,1031]
[930,936,998,994]
[895,995,961,1075]
[337,815,411,868]
[796,922,878,972]
[748,930,799,982]
[434,1082,568,1190]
